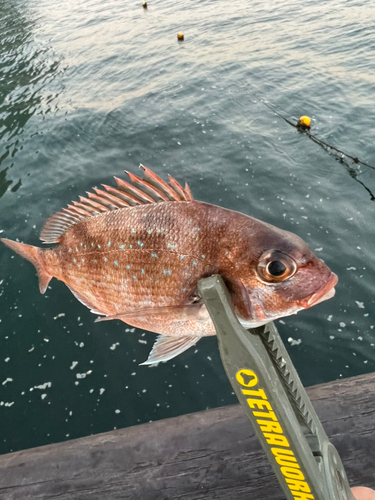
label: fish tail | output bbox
[1,238,52,294]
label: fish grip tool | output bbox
[198,275,355,500]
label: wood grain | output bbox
[1,373,375,499]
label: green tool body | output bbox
[198,275,355,500]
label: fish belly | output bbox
[119,313,216,338]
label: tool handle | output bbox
[198,275,356,500]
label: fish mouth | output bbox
[297,272,338,309]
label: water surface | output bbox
[0,0,374,454]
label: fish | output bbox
[1,165,338,365]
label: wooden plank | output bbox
[1,373,375,499]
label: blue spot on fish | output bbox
[193,261,197,266]
[138,241,144,247]
[114,261,118,266]
[142,269,145,274]
[98,245,101,249]
[130,245,132,248]
[108,241,111,247]
[133,276,137,280]
[80,243,83,246]
[75,247,78,252]
[119,245,125,249]
[201,255,205,259]
[180,255,185,260]
[127,265,130,269]
[168,270,171,275]
[151,254,158,258]
[167,243,176,249]
[73,258,76,263]
[195,228,200,231]
[131,229,135,233]
[104,257,107,262]
[91,243,94,247]
[82,258,85,263]
[68,248,72,253]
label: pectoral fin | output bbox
[94,304,203,323]
[140,335,200,365]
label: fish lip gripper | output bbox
[198,275,355,500]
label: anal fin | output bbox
[94,304,204,323]
[140,335,200,365]
[67,285,106,316]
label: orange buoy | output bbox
[297,116,311,130]
[142,2,147,8]
[177,33,184,41]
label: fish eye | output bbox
[267,260,287,277]
[257,250,297,284]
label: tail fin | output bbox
[1,238,52,294]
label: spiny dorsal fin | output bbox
[39,165,194,244]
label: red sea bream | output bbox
[1,166,338,364]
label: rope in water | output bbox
[219,66,375,171]
[219,69,375,201]
[260,99,375,171]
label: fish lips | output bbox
[297,272,338,309]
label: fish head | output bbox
[223,221,338,327]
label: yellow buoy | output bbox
[297,116,311,130]
[177,33,184,41]
[142,2,147,8]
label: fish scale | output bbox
[1,166,338,364]
[47,202,214,332]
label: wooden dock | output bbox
[1,372,375,499]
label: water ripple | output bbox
[0,0,374,454]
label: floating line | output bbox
[218,65,375,201]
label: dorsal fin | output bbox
[39,166,195,244]
[141,164,180,201]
